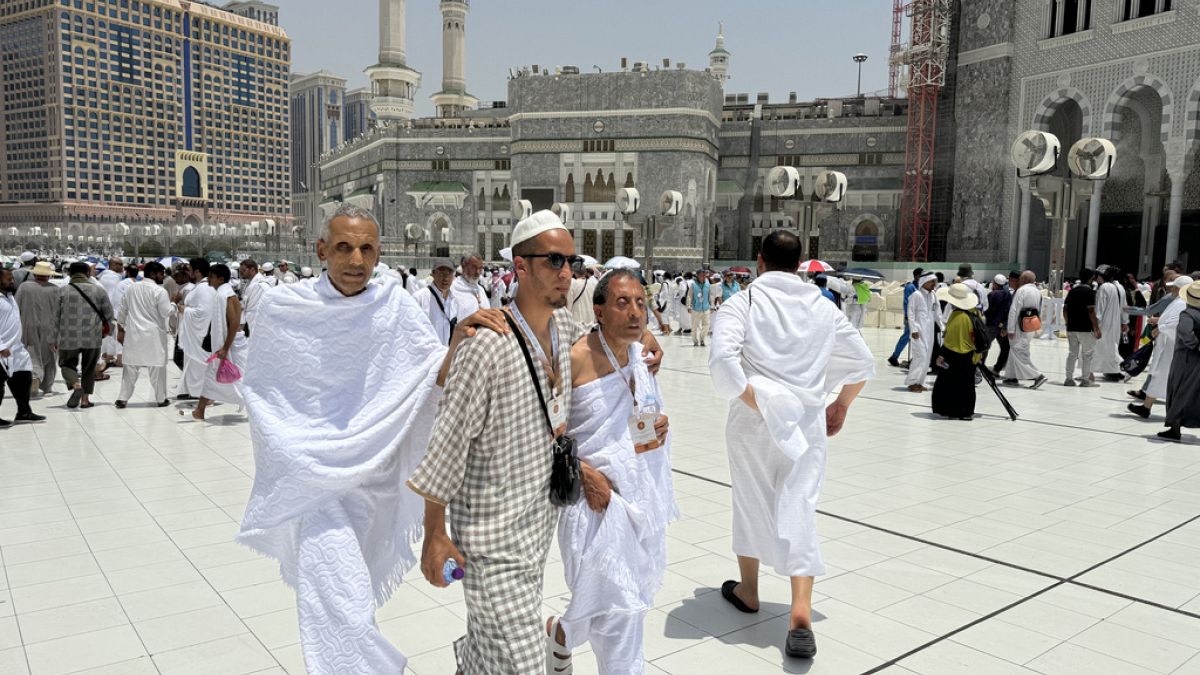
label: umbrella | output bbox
[604,256,641,270]
[800,259,833,274]
[581,255,598,267]
[977,364,1019,421]
[157,256,185,267]
[727,266,752,274]
[841,267,885,281]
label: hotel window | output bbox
[1117,0,1171,20]
[1047,0,1091,37]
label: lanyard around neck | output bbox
[510,303,559,385]
[597,329,638,407]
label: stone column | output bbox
[1084,179,1103,268]
[1165,153,1187,265]
[1017,177,1032,270]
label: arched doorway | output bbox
[851,216,882,262]
[1099,84,1167,275]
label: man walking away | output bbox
[905,273,939,393]
[1063,269,1101,387]
[115,261,174,408]
[1093,266,1128,380]
[710,230,873,659]
[1159,282,1200,441]
[1003,271,1047,389]
[15,261,61,398]
[984,274,1012,376]
[53,261,113,409]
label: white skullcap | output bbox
[1171,275,1193,289]
[510,210,568,250]
[19,251,36,262]
[261,262,274,272]
[993,274,1007,285]
[300,266,313,277]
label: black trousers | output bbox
[59,347,101,395]
[1,370,34,417]
[985,327,1010,374]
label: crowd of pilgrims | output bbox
[1,209,1197,674]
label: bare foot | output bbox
[191,410,205,421]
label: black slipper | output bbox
[720,580,758,614]
[786,628,817,658]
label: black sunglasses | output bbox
[521,253,586,273]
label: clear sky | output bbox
[278,0,896,117]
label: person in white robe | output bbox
[278,261,299,284]
[413,260,458,345]
[906,273,939,392]
[709,230,873,659]
[1003,270,1048,389]
[450,254,490,324]
[1,267,46,425]
[97,258,124,361]
[1094,267,1129,376]
[676,274,694,335]
[116,262,173,407]
[547,270,676,675]
[568,271,599,329]
[239,204,504,674]
[176,259,216,400]
[487,271,507,309]
[239,260,268,336]
[192,264,247,419]
[1128,276,1191,418]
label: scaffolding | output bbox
[898,0,952,262]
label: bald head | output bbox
[1019,271,1036,286]
[108,258,124,273]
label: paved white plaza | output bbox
[1,326,1198,675]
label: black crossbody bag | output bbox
[428,287,458,344]
[503,312,581,507]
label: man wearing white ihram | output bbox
[546,268,677,675]
[1002,270,1048,390]
[237,204,505,674]
[710,230,873,659]
[176,258,215,400]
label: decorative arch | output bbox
[851,214,883,237]
[1185,75,1200,152]
[181,166,202,197]
[1102,73,1174,145]
[1032,86,1093,134]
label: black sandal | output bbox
[720,580,758,614]
[786,628,817,659]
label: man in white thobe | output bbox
[1,267,47,425]
[906,273,939,392]
[116,261,173,407]
[1003,270,1048,389]
[450,254,490,324]
[1094,266,1128,377]
[98,258,124,361]
[176,258,215,400]
[238,204,504,674]
[413,260,458,344]
[709,230,873,659]
[278,261,299,284]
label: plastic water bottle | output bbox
[442,559,465,585]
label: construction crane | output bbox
[888,0,904,98]
[897,0,952,262]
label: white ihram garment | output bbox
[413,285,458,345]
[710,273,874,576]
[241,275,274,334]
[450,276,488,324]
[676,281,693,331]
[558,343,678,674]
[98,270,124,356]
[1094,281,1127,374]
[569,276,599,328]
[238,273,446,674]
[201,283,247,406]
[1146,298,1186,400]
[117,280,173,402]
[177,280,215,396]
[1003,284,1043,381]
[0,293,33,374]
[906,288,937,387]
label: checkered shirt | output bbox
[408,307,584,675]
[53,278,114,351]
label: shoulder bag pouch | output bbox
[1019,306,1041,333]
[70,283,111,337]
[503,312,581,507]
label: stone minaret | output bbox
[708,22,730,86]
[431,0,478,117]
[366,0,421,122]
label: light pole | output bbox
[853,53,869,97]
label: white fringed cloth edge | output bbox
[237,273,446,674]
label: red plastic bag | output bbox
[205,353,243,384]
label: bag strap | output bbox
[429,285,447,315]
[504,312,555,435]
[70,282,108,325]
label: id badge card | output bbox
[549,393,568,437]
[630,412,660,453]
